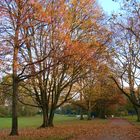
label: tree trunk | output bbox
[99,106,105,119]
[10,79,18,135]
[87,101,92,120]
[133,105,140,122]
[40,107,48,128]
[80,91,84,120]
[137,108,140,122]
[48,109,55,127]
[87,106,92,120]
[87,110,91,120]
[10,47,19,136]
[80,108,84,120]
[40,108,55,128]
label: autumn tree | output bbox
[93,65,124,118]
[0,0,111,135]
[111,0,140,121]
[0,0,50,135]
[73,64,121,119]
[0,0,32,135]
[18,0,111,128]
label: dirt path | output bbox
[72,118,140,140]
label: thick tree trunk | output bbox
[40,108,55,128]
[48,110,55,127]
[40,107,48,128]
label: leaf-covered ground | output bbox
[0,118,140,140]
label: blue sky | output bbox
[98,0,120,14]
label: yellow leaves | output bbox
[71,0,78,6]
[29,0,108,64]
[81,19,92,30]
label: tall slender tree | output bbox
[111,0,140,121]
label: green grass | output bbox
[0,114,77,129]
[0,115,107,140]
[122,115,140,125]
[0,114,107,129]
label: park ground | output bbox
[0,115,140,140]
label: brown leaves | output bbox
[1,119,140,140]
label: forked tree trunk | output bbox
[40,108,55,128]
[40,107,48,128]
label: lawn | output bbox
[0,114,78,129]
[1,118,140,140]
[0,115,108,140]
[122,115,140,125]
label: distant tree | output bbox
[73,64,122,119]
[0,75,38,117]
[0,76,12,106]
